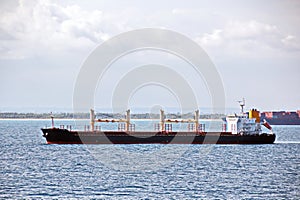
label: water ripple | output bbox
[0,120,299,199]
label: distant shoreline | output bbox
[0,118,81,121]
[0,118,223,121]
[0,112,225,120]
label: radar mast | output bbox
[238,98,245,114]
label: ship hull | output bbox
[41,128,276,144]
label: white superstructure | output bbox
[225,114,261,135]
[224,99,272,135]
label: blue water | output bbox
[0,120,299,199]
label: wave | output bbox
[275,141,300,144]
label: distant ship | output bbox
[41,100,276,144]
[260,111,300,125]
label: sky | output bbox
[0,0,299,113]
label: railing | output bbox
[118,123,135,131]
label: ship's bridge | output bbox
[226,114,260,135]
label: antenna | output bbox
[237,98,245,113]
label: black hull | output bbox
[41,128,276,144]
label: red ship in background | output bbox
[260,110,300,125]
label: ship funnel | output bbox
[249,109,260,123]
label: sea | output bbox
[0,119,299,199]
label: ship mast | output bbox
[238,98,245,114]
[50,112,54,128]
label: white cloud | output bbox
[0,0,111,59]
[172,8,188,15]
[197,20,300,55]
[281,35,300,51]
[1,1,299,60]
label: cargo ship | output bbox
[41,102,276,144]
[260,111,300,125]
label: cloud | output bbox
[196,20,300,55]
[281,35,300,51]
[172,8,189,15]
[0,0,111,59]
[1,1,300,61]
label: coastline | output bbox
[0,118,85,121]
[0,118,223,121]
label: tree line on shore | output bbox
[0,112,225,119]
